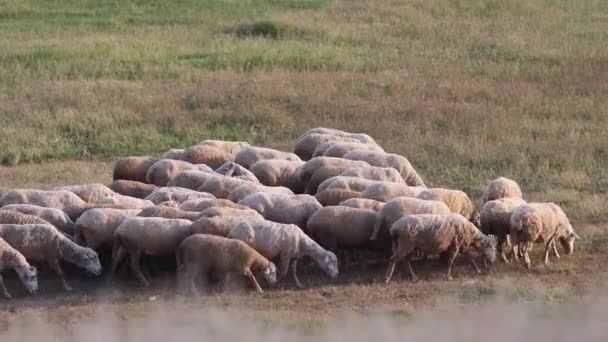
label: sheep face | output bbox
[15,266,38,294]
[77,249,103,276]
[559,231,578,255]
[318,252,339,278]
[469,236,497,265]
[262,262,277,285]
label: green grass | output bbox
[1,0,607,222]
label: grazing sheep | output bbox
[315,189,361,206]
[228,220,338,288]
[338,198,385,212]
[99,195,154,209]
[234,146,301,169]
[113,156,159,183]
[197,175,248,199]
[343,150,425,187]
[0,189,87,211]
[483,177,523,203]
[215,161,259,183]
[0,210,51,226]
[200,207,264,219]
[317,176,379,193]
[146,159,213,187]
[0,224,102,291]
[111,180,158,199]
[167,169,216,190]
[110,217,194,286]
[294,133,361,161]
[480,198,527,263]
[176,234,277,295]
[0,237,38,298]
[53,184,116,204]
[300,127,377,144]
[305,162,373,194]
[74,208,140,251]
[249,159,305,193]
[315,141,384,158]
[1,204,75,235]
[144,186,215,205]
[360,182,425,202]
[198,140,250,155]
[339,166,405,184]
[160,149,186,160]
[180,145,235,169]
[510,202,579,269]
[416,188,480,227]
[306,206,378,250]
[238,193,322,230]
[179,199,250,212]
[189,216,262,237]
[137,206,203,221]
[370,197,451,241]
[385,214,496,283]
[298,157,369,187]
[226,183,294,203]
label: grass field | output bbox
[1,0,608,336]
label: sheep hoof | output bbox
[445,275,453,281]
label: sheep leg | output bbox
[467,255,482,275]
[385,241,413,284]
[497,235,510,264]
[0,274,12,299]
[543,238,555,265]
[107,245,127,284]
[129,251,150,287]
[291,259,303,289]
[551,240,561,259]
[278,254,291,283]
[405,256,419,282]
[523,243,532,269]
[48,259,72,292]
[444,246,459,281]
[244,269,263,293]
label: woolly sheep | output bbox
[1,204,75,235]
[228,220,338,288]
[180,145,235,169]
[99,195,154,209]
[510,202,579,269]
[338,198,385,212]
[315,189,361,206]
[198,140,250,155]
[53,184,116,204]
[144,186,215,205]
[189,216,263,237]
[301,127,377,144]
[200,206,264,219]
[0,237,38,298]
[317,176,379,193]
[385,214,496,283]
[167,169,216,190]
[306,206,379,250]
[339,166,405,184]
[176,234,277,295]
[146,159,213,187]
[343,150,425,187]
[305,160,372,194]
[197,175,248,199]
[234,146,301,169]
[482,177,523,203]
[416,188,480,227]
[360,182,425,202]
[226,183,294,203]
[214,161,259,183]
[238,192,322,230]
[298,157,369,187]
[315,141,384,158]
[179,198,250,212]
[137,206,204,221]
[160,149,186,160]
[0,210,51,226]
[74,208,140,251]
[294,133,361,161]
[113,156,158,183]
[249,159,305,193]
[111,180,158,199]
[370,197,452,242]
[0,224,102,291]
[0,189,87,211]
[479,198,527,263]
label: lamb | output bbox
[99,195,154,209]
[137,206,203,221]
[189,216,263,237]
[339,166,405,184]
[180,145,235,169]
[315,141,384,158]
[167,169,217,190]
[146,159,213,186]
[53,184,116,204]
[343,150,425,187]
[0,237,38,298]
[234,146,301,169]
[385,214,496,283]
[200,206,264,219]
[226,182,294,203]
[74,208,140,251]
[238,192,322,230]
[113,156,159,183]
[144,186,215,205]
[482,177,523,203]
[197,140,250,155]
[179,198,250,212]
[197,175,248,199]
[317,176,379,193]
[1,204,75,235]
[110,180,158,199]
[176,234,277,295]
[110,217,196,286]
[214,161,259,183]
[338,198,385,212]
[479,198,527,263]
[360,182,425,202]
[0,189,87,211]
[509,202,579,269]
[0,224,102,291]
[416,188,480,227]
[228,220,338,288]
[248,159,305,193]
[306,206,378,250]
[315,189,361,206]
[160,148,186,160]
[370,197,452,242]
[294,133,361,161]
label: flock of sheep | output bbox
[0,127,580,298]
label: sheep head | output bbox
[15,265,38,294]
[318,251,339,278]
[262,262,277,285]
[469,234,497,265]
[559,227,579,255]
[77,248,103,276]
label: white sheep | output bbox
[482,177,523,203]
[313,141,384,158]
[249,159,305,193]
[99,195,154,209]
[338,198,385,212]
[214,161,260,183]
[238,192,322,230]
[0,189,87,211]
[226,182,294,203]
[360,182,425,202]
[146,159,213,187]
[343,150,425,187]
[234,146,301,169]
[179,198,250,212]
[197,174,249,199]
[53,184,116,204]
[0,204,75,235]
[0,237,38,298]
[180,145,235,169]
[197,140,250,155]
[110,180,158,199]
[416,188,480,227]
[144,186,216,205]
[480,197,527,263]
[167,169,217,190]
[74,208,140,251]
[314,189,361,206]
[317,176,379,193]
[306,206,378,250]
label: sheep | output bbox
[338,198,385,212]
[189,216,263,237]
[53,184,116,204]
[305,160,372,194]
[306,206,378,250]
[0,224,102,291]
[113,156,159,183]
[509,202,579,269]
[146,159,213,187]
[482,177,523,203]
[0,210,51,226]
[315,141,384,158]
[197,140,250,155]
[238,192,322,230]
[179,199,250,212]
[317,176,379,193]
[0,189,87,211]
[0,237,38,298]
[74,208,140,251]
[226,183,294,203]
[109,217,194,286]
[343,150,425,187]
[370,197,452,242]
[0,204,75,235]
[160,149,186,160]
[110,180,158,199]
[416,188,480,227]
[180,145,235,169]
[176,234,276,295]
[249,159,305,193]
[99,195,154,209]
[167,169,216,190]
[214,161,259,183]
[137,206,203,221]
[228,220,338,288]
[298,157,369,187]
[200,206,264,219]
[315,189,361,206]
[339,166,405,184]
[385,214,496,283]
[360,182,425,202]
[300,127,377,144]
[479,198,527,263]
[144,186,215,205]
[197,175,248,199]
[294,133,361,161]
[234,146,301,169]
